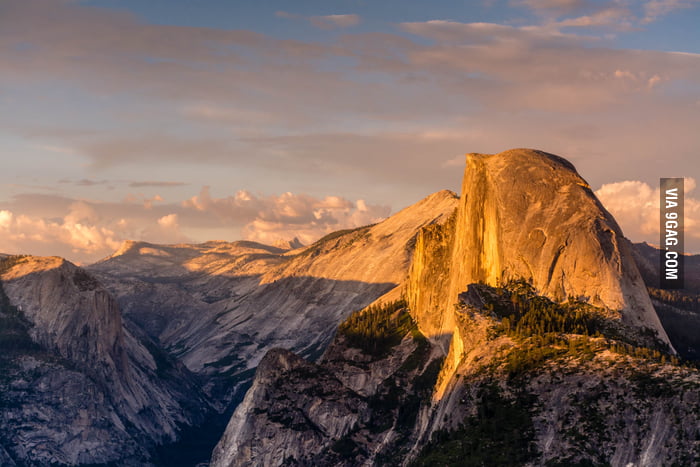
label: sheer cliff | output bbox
[407,149,670,349]
[211,149,696,467]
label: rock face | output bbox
[407,149,670,349]
[4,148,695,466]
[211,283,700,467]
[211,149,696,467]
[89,190,458,405]
[0,256,208,465]
[631,242,700,360]
[211,303,442,467]
[211,348,371,467]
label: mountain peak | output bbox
[408,148,671,349]
[272,237,305,251]
[0,255,67,280]
[467,148,580,174]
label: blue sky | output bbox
[1,0,699,262]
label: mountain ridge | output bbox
[1,148,697,466]
[210,148,694,467]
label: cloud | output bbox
[309,14,361,30]
[0,191,194,262]
[275,11,299,20]
[400,20,581,44]
[0,204,122,262]
[516,0,590,15]
[395,19,700,116]
[595,178,700,252]
[552,6,634,30]
[240,197,389,246]
[0,210,14,230]
[516,0,692,28]
[157,213,179,229]
[77,136,238,169]
[183,186,390,246]
[1,0,700,219]
[0,186,391,263]
[142,195,164,210]
[276,11,360,29]
[642,0,700,24]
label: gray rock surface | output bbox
[210,314,440,467]
[0,256,208,465]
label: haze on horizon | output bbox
[1,0,699,263]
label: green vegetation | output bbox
[628,370,675,398]
[72,267,99,291]
[0,255,28,276]
[412,384,537,466]
[473,279,680,376]
[140,336,176,379]
[357,279,691,466]
[337,299,444,463]
[486,279,607,339]
[338,299,415,358]
[648,287,700,311]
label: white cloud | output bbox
[182,186,389,246]
[143,195,164,210]
[157,213,179,229]
[0,210,13,230]
[553,6,634,30]
[518,0,693,28]
[242,198,388,246]
[1,0,700,258]
[595,178,700,252]
[0,187,391,263]
[0,206,121,261]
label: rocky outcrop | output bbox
[2,257,129,396]
[210,348,370,467]
[212,281,700,467]
[408,149,671,349]
[0,255,209,465]
[211,303,443,467]
[211,149,693,467]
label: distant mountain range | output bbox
[1,148,698,466]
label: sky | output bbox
[0,0,699,264]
